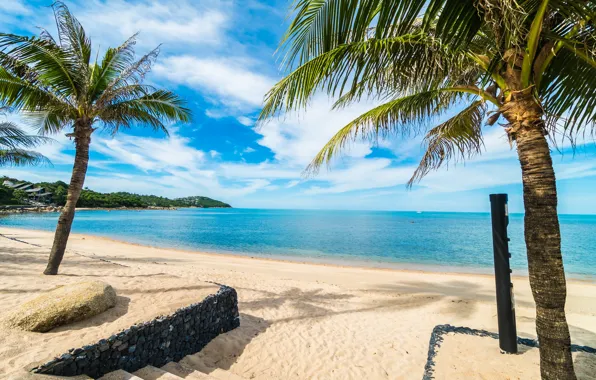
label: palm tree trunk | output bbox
[504,97,576,379]
[43,121,92,275]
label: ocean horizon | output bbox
[2,208,595,279]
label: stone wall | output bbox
[32,285,240,379]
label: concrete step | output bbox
[133,365,184,380]
[98,369,144,380]
[179,356,245,380]
[161,362,217,379]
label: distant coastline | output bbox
[0,204,232,214]
[1,175,232,210]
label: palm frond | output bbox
[22,111,71,136]
[0,67,74,113]
[0,148,50,167]
[99,90,191,135]
[540,46,596,137]
[306,89,469,175]
[52,2,92,66]
[96,84,155,108]
[279,0,485,70]
[279,0,380,68]
[261,34,472,121]
[0,121,54,148]
[95,45,161,108]
[408,100,486,186]
[101,105,168,136]
[88,33,138,102]
[424,0,483,48]
[0,33,80,98]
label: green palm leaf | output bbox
[0,148,50,166]
[408,100,486,186]
[306,89,473,174]
[540,46,596,136]
[0,121,53,148]
[100,90,191,135]
[0,33,80,98]
[262,34,472,120]
[0,120,52,167]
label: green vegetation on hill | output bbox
[1,176,231,209]
[175,196,233,208]
[0,183,21,205]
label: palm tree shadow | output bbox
[368,280,513,319]
[239,286,354,316]
[182,313,269,374]
[236,284,467,325]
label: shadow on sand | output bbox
[182,313,269,375]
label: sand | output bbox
[0,227,594,379]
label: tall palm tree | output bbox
[260,1,595,379]
[0,119,50,166]
[0,2,191,275]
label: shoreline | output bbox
[2,226,594,283]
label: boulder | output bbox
[6,281,117,332]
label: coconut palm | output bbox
[0,2,191,275]
[260,1,595,378]
[0,120,50,166]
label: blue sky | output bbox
[1,0,596,213]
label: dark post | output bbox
[489,194,517,354]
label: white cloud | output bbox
[73,0,228,49]
[285,180,301,188]
[305,159,414,195]
[257,95,376,166]
[93,131,205,172]
[237,116,254,126]
[219,162,299,180]
[154,56,275,109]
[204,110,227,119]
[243,147,256,153]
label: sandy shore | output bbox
[0,227,595,379]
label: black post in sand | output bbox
[489,194,518,354]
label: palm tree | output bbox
[0,2,191,275]
[0,119,50,166]
[260,1,595,379]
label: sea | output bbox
[1,208,595,279]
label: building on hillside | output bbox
[2,180,31,190]
[25,187,52,202]
[15,183,33,191]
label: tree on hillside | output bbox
[260,1,595,378]
[0,2,191,275]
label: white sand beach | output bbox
[0,227,595,379]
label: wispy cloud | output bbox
[237,116,254,126]
[0,0,30,14]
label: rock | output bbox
[5,281,117,332]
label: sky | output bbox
[1,0,596,213]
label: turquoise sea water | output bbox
[1,209,595,278]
